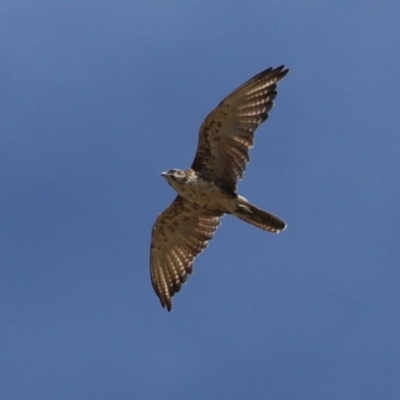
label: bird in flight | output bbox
[150,66,289,311]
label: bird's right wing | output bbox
[150,195,223,311]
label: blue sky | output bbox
[1,1,399,399]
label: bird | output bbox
[150,65,289,311]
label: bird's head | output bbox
[161,169,187,190]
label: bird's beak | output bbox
[161,171,167,177]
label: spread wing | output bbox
[191,65,288,191]
[150,195,223,311]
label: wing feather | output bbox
[191,65,288,191]
[150,195,222,311]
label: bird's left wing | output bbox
[191,66,288,192]
[150,195,223,311]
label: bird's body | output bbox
[150,66,289,311]
[161,168,285,231]
[162,169,237,212]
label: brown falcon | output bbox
[150,66,289,311]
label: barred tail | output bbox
[234,202,286,233]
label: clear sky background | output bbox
[1,1,399,399]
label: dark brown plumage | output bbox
[150,66,289,311]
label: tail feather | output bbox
[234,203,286,233]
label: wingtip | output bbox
[251,65,289,86]
[160,297,172,312]
[274,65,289,79]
